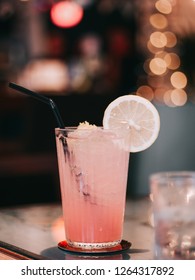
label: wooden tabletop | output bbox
[0,197,154,260]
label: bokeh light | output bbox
[136,85,154,101]
[171,89,187,106]
[155,0,172,14]
[18,59,69,92]
[149,57,167,75]
[164,31,177,48]
[149,13,168,29]
[164,52,180,70]
[163,89,176,107]
[150,31,167,48]
[50,1,83,28]
[170,71,187,89]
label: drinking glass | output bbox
[150,171,195,259]
[55,127,130,250]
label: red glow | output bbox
[50,1,83,28]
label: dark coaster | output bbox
[58,240,131,255]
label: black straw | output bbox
[9,82,65,129]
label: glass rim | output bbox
[55,126,125,140]
[55,126,102,131]
[150,171,195,181]
[55,126,122,132]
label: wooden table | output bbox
[0,198,154,260]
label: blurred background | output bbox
[1,0,195,207]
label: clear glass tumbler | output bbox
[55,127,130,250]
[150,171,195,259]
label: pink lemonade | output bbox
[55,127,130,249]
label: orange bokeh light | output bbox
[164,31,177,48]
[164,52,180,70]
[150,13,168,29]
[170,71,187,89]
[171,89,187,106]
[155,0,172,14]
[149,57,167,75]
[50,1,83,28]
[150,31,167,48]
[136,85,154,101]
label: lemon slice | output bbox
[103,95,160,152]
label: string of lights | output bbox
[136,0,188,107]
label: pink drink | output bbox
[55,127,130,250]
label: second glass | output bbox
[150,171,195,259]
[55,127,130,250]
